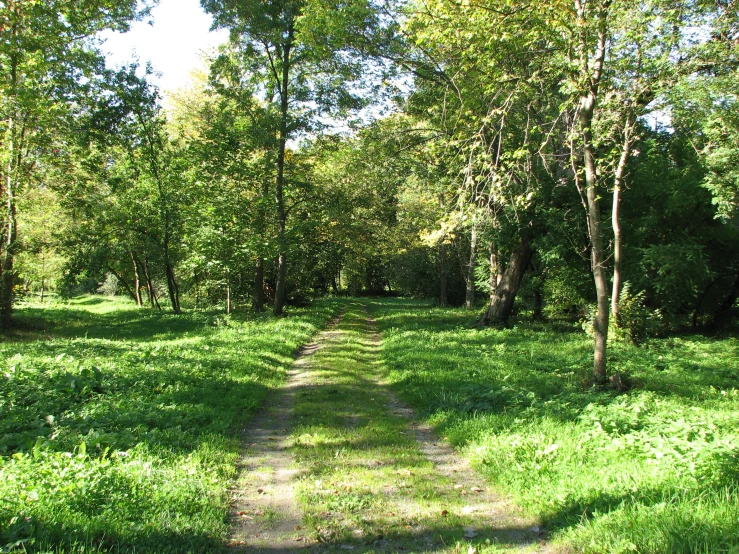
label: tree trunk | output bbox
[254,257,265,311]
[136,253,159,310]
[1,110,17,329]
[439,240,448,307]
[164,260,180,314]
[274,251,287,315]
[131,252,142,306]
[1,14,19,329]
[465,221,478,309]
[576,0,610,384]
[581,98,609,385]
[331,273,340,295]
[225,268,231,315]
[273,28,293,316]
[107,266,137,302]
[483,236,533,326]
[40,248,46,303]
[711,271,739,329]
[489,243,502,303]
[438,192,448,307]
[163,236,180,314]
[533,288,544,321]
[611,116,634,325]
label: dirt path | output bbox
[228,303,553,553]
[227,312,345,552]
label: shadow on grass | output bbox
[7,519,543,554]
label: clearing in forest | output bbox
[228,302,548,553]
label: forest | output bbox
[1,0,738,553]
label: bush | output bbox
[615,282,663,345]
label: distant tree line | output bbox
[3,0,738,383]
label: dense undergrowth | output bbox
[0,296,339,553]
[370,299,739,554]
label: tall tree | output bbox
[202,0,385,314]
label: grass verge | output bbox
[0,295,340,553]
[369,299,739,553]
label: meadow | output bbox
[2,296,738,553]
[0,296,338,553]
[369,299,739,553]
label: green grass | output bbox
[4,296,737,553]
[0,295,340,553]
[369,299,739,553]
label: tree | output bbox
[0,0,151,326]
[202,0,385,314]
[402,0,719,380]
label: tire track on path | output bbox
[288,303,553,553]
[227,311,345,553]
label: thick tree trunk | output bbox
[254,257,265,311]
[483,236,533,326]
[581,98,609,385]
[575,1,609,384]
[1,113,17,329]
[273,29,293,316]
[465,222,478,309]
[1,17,19,329]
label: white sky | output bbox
[98,0,228,93]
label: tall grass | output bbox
[369,299,739,553]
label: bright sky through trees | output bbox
[98,0,227,92]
